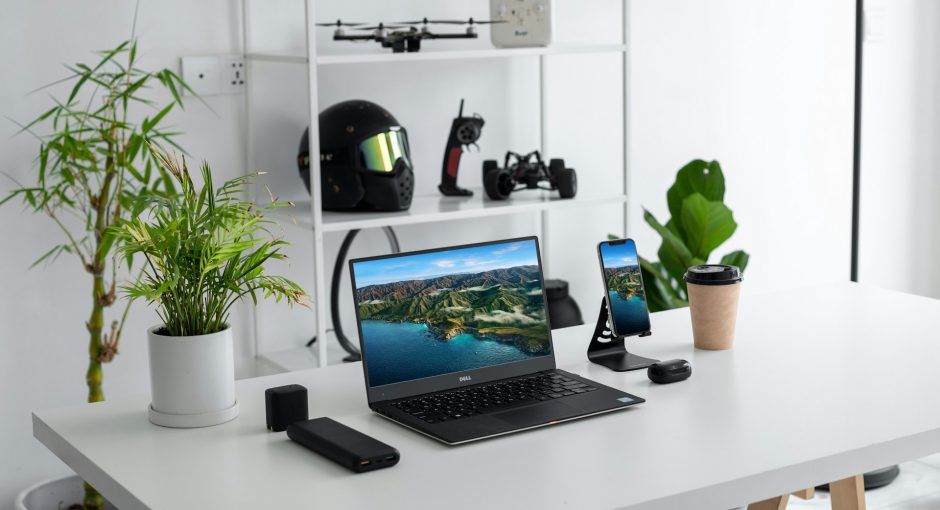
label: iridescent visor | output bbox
[358,128,410,173]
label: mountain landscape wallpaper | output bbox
[352,240,553,387]
[600,240,651,336]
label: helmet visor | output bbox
[358,127,410,173]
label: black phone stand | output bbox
[587,298,659,371]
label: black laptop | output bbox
[349,236,644,445]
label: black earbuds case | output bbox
[648,359,691,384]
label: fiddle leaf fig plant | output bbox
[615,159,749,312]
[117,149,308,336]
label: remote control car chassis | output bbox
[483,150,577,200]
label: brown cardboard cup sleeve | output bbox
[684,265,742,351]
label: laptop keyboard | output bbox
[389,371,597,424]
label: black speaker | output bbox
[265,384,309,432]
[545,279,583,329]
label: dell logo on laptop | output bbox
[459,376,472,383]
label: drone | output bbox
[317,18,505,53]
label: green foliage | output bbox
[117,149,308,337]
[0,40,197,509]
[0,39,194,399]
[613,159,750,312]
[2,40,192,272]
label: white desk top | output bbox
[34,283,940,510]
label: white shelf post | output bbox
[538,54,552,273]
[622,1,630,236]
[304,0,328,368]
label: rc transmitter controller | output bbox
[439,99,485,197]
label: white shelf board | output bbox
[247,44,627,66]
[258,336,350,372]
[271,188,626,233]
[259,346,322,373]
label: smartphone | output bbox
[597,239,652,337]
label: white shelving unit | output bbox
[272,188,627,233]
[243,2,629,370]
[248,43,627,66]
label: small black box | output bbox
[265,384,308,432]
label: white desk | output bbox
[33,283,940,509]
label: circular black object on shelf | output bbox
[684,264,743,286]
[545,279,583,330]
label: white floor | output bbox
[787,454,940,509]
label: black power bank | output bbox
[287,418,400,473]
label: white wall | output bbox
[858,0,940,298]
[0,0,247,504]
[628,0,856,295]
[0,0,859,505]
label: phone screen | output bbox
[598,239,651,336]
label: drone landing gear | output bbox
[387,37,421,53]
[587,298,658,371]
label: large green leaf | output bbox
[639,257,687,312]
[666,160,725,240]
[680,193,737,261]
[719,250,750,273]
[643,209,699,285]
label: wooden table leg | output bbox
[747,474,862,510]
[830,474,866,510]
[747,495,789,510]
[792,487,815,500]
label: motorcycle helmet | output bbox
[298,100,414,211]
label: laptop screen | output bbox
[351,238,553,388]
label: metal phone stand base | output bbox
[587,298,659,371]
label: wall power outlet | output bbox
[181,55,245,96]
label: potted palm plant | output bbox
[3,40,193,509]
[118,149,306,427]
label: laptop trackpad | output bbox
[493,401,577,426]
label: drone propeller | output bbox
[353,23,412,31]
[315,20,367,27]
[396,17,505,26]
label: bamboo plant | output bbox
[1,41,192,509]
[117,149,307,336]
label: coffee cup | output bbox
[684,265,742,350]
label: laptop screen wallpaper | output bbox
[352,239,552,387]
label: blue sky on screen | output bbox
[601,239,639,269]
[353,239,539,287]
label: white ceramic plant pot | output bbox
[15,475,117,510]
[147,325,239,428]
